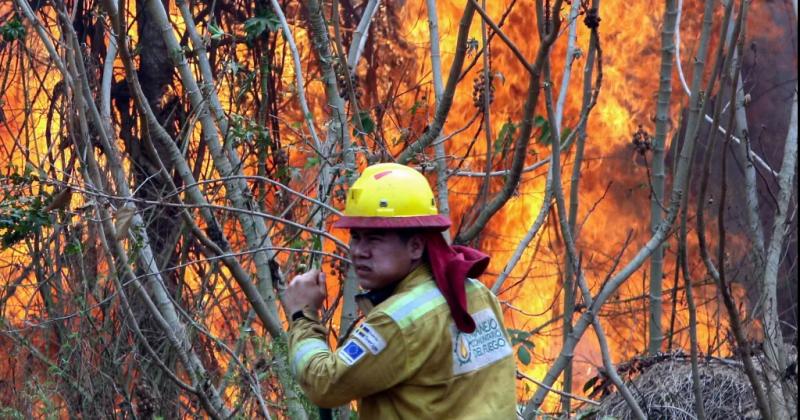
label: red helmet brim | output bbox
[332,215,451,231]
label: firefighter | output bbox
[284,163,516,419]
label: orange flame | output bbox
[0,0,771,415]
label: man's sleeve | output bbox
[287,311,407,408]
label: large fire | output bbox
[0,0,792,416]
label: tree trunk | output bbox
[649,0,677,355]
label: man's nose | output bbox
[350,241,370,258]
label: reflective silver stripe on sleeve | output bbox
[292,338,329,375]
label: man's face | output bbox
[348,229,424,290]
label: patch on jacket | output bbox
[451,308,512,375]
[353,323,387,355]
[338,339,367,365]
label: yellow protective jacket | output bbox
[288,264,517,419]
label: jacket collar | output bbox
[355,263,433,314]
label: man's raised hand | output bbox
[284,269,327,317]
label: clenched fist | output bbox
[283,269,327,317]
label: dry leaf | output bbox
[114,205,136,240]
[45,188,73,212]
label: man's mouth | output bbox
[355,264,371,273]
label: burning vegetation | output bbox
[0,0,796,418]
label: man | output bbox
[284,163,516,419]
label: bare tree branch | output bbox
[648,0,678,355]
[346,0,381,70]
[425,0,452,241]
[455,0,565,244]
[397,2,476,164]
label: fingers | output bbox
[284,268,329,315]
[292,268,319,284]
[317,272,327,297]
[291,269,326,298]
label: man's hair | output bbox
[394,229,421,243]
[394,229,431,262]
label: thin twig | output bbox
[469,0,533,74]
[517,371,601,406]
[673,0,776,176]
[491,166,554,294]
[426,0,453,237]
[455,0,565,244]
[346,0,381,70]
[397,2,476,163]
[267,0,323,151]
[48,181,349,250]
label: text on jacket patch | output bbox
[353,323,387,355]
[451,308,512,375]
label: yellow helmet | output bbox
[333,163,451,231]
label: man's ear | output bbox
[407,234,425,260]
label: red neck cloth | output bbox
[422,232,490,333]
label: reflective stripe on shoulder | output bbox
[292,338,329,375]
[381,281,446,329]
[466,278,484,292]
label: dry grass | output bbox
[594,347,797,420]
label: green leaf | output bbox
[0,182,51,247]
[244,9,281,40]
[534,115,552,145]
[236,71,256,101]
[506,328,532,346]
[0,407,25,420]
[256,131,272,149]
[208,22,225,40]
[538,125,552,145]
[522,339,535,350]
[304,156,320,169]
[494,120,516,153]
[65,241,82,256]
[517,345,531,365]
[262,11,281,32]
[244,18,266,40]
[0,18,26,42]
[409,100,423,116]
[352,110,375,136]
[561,126,573,142]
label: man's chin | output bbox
[358,279,375,290]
